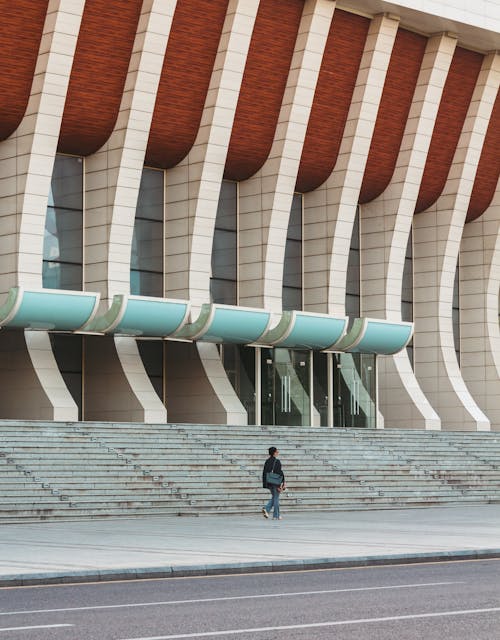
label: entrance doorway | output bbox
[223,346,377,428]
[261,348,311,426]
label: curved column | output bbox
[0,0,84,294]
[460,182,500,430]
[0,0,85,421]
[164,0,260,307]
[413,51,500,431]
[83,0,177,423]
[238,0,335,311]
[163,0,259,426]
[360,33,457,429]
[303,13,400,315]
[85,0,176,302]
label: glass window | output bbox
[283,238,301,289]
[346,207,360,318]
[282,286,302,313]
[136,168,164,222]
[210,279,237,306]
[212,229,237,278]
[402,229,414,367]
[131,168,164,297]
[43,155,83,290]
[211,181,237,304]
[215,181,237,231]
[453,261,460,364]
[312,351,329,427]
[48,155,83,210]
[131,219,163,273]
[402,229,413,321]
[283,194,303,311]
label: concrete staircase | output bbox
[1,420,500,522]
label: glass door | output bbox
[333,353,376,428]
[261,348,310,426]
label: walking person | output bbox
[262,446,286,520]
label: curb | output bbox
[2,548,500,587]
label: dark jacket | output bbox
[262,456,285,489]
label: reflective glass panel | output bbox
[332,352,376,428]
[137,168,164,222]
[131,168,164,296]
[215,181,237,231]
[48,155,83,210]
[43,261,82,290]
[210,278,237,306]
[212,229,237,279]
[130,270,163,297]
[261,348,310,427]
[44,207,83,264]
[453,264,460,363]
[211,181,237,304]
[282,285,302,312]
[131,219,163,273]
[283,194,303,310]
[44,155,83,290]
[312,351,329,426]
[346,207,360,317]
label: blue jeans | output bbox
[265,485,280,519]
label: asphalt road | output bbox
[1,559,499,639]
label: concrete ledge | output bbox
[3,548,500,587]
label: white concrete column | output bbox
[303,13,400,315]
[83,0,177,423]
[85,0,176,302]
[0,0,85,421]
[0,0,84,294]
[238,0,335,312]
[460,182,500,430]
[413,51,500,431]
[163,0,260,427]
[360,33,457,430]
[165,0,260,308]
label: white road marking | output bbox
[117,606,500,639]
[0,624,73,633]
[0,581,461,616]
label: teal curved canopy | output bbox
[175,304,272,344]
[84,294,190,337]
[335,318,414,355]
[0,287,100,331]
[258,311,348,350]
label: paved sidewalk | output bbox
[1,504,499,586]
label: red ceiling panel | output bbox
[466,89,500,223]
[359,28,427,204]
[145,0,229,169]
[224,0,304,182]
[295,10,370,193]
[0,0,49,140]
[58,0,143,156]
[415,47,483,214]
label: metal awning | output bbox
[83,294,190,337]
[174,303,272,344]
[257,310,348,350]
[0,287,100,331]
[335,318,414,354]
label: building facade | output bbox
[0,0,499,431]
